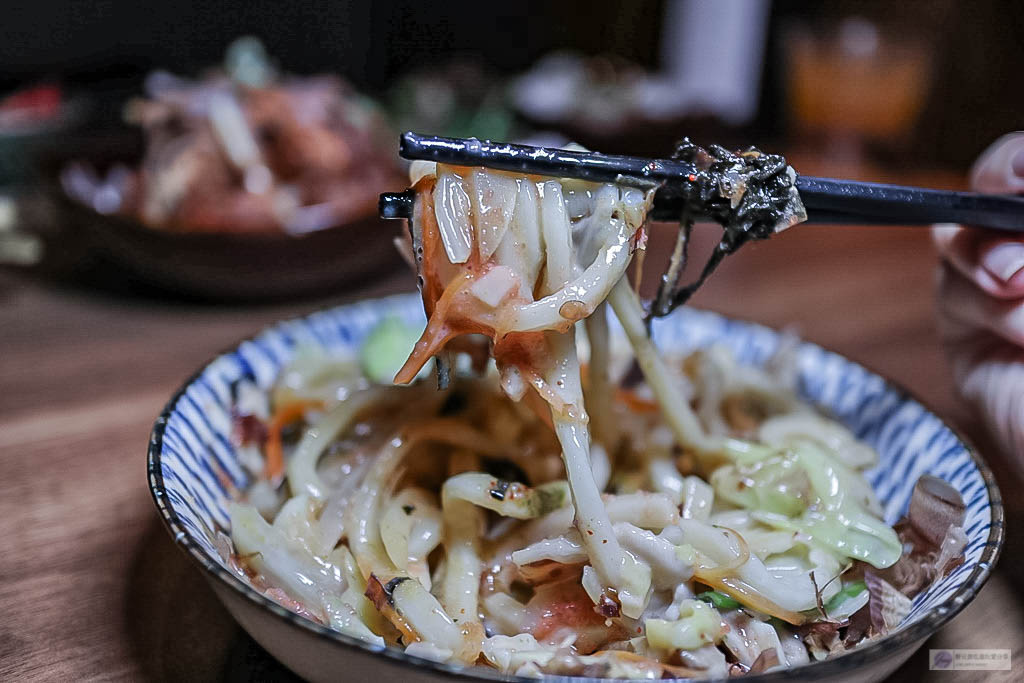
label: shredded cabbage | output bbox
[645,599,726,650]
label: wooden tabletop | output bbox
[2,184,1023,680]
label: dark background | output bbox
[1,0,1022,165]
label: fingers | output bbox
[969,132,1024,194]
[957,346,1024,467]
[937,263,1024,465]
[936,133,1024,465]
[932,224,1024,299]
[938,263,1024,347]
[931,132,1024,299]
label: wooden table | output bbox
[2,205,1022,680]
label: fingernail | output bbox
[982,242,1024,283]
[1013,147,1024,178]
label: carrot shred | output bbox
[264,399,324,480]
[616,387,659,414]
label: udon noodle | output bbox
[223,161,967,678]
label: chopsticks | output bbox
[380,132,1024,231]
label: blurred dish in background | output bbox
[35,189,402,301]
[62,38,402,236]
[11,38,408,301]
[784,16,934,165]
[386,61,516,143]
[514,0,770,137]
[0,82,88,186]
[510,0,771,157]
[0,82,86,269]
[512,52,653,135]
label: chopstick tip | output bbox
[379,190,414,219]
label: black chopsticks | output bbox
[380,132,1024,231]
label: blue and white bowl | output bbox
[148,294,1003,682]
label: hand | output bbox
[933,132,1024,463]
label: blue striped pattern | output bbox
[158,294,995,633]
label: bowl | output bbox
[148,293,1003,682]
[49,193,402,301]
[30,128,404,301]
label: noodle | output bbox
[607,280,718,455]
[439,481,484,629]
[584,303,616,449]
[223,161,964,678]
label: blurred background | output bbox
[0,0,1021,299]
[4,4,1024,680]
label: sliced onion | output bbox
[409,160,437,185]
[469,168,517,260]
[433,170,473,264]
[469,265,519,308]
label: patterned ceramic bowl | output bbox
[148,294,1003,682]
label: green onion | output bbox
[696,590,741,610]
[824,580,867,613]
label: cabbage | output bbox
[721,611,791,669]
[711,453,808,517]
[710,441,901,569]
[271,345,364,407]
[759,413,878,470]
[645,599,725,650]
[680,518,827,617]
[229,502,384,646]
[481,634,556,673]
[360,318,425,385]
[753,444,901,568]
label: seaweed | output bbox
[648,138,806,319]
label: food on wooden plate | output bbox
[62,39,401,235]
[219,162,966,677]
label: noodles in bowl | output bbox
[142,157,999,679]
[153,160,996,680]
[151,296,999,679]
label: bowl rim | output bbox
[147,296,1005,682]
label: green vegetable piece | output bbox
[824,580,867,613]
[645,599,725,650]
[696,590,741,610]
[360,318,423,384]
[711,453,809,517]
